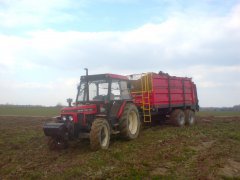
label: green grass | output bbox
[1,105,239,117]
[0,106,61,116]
[197,111,240,117]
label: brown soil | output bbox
[0,115,239,179]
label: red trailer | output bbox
[129,71,199,125]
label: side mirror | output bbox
[66,98,73,107]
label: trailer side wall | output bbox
[131,73,199,111]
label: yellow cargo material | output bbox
[130,74,152,92]
[130,73,152,123]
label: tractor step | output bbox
[111,130,120,135]
[78,133,89,139]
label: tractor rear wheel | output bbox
[119,103,141,140]
[184,109,195,126]
[170,109,185,127]
[47,137,68,150]
[90,118,110,151]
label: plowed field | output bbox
[0,115,239,179]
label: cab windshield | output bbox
[77,80,108,102]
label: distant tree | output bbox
[233,105,240,111]
[56,103,63,107]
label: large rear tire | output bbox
[119,103,141,140]
[170,109,185,127]
[90,118,110,151]
[184,109,195,126]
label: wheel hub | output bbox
[100,125,108,147]
[128,111,138,135]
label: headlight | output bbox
[69,116,73,121]
[62,116,67,121]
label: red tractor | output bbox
[44,70,141,150]
[43,69,199,150]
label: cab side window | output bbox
[120,81,131,99]
[111,81,121,100]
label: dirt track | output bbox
[0,116,239,179]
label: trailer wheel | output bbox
[47,137,68,150]
[90,118,110,150]
[184,110,195,126]
[170,109,185,127]
[119,103,141,140]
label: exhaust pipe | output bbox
[84,68,89,102]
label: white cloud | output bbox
[227,3,240,29]
[13,82,54,89]
[10,77,79,90]
[0,2,240,106]
[2,4,239,71]
[0,77,79,106]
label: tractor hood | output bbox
[61,104,97,114]
[60,104,98,123]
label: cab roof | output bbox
[80,73,128,81]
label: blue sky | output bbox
[0,0,240,106]
[1,0,238,33]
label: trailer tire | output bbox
[184,109,195,126]
[119,103,141,140]
[170,109,185,127]
[47,137,68,150]
[90,118,110,151]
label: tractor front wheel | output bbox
[90,118,110,151]
[119,103,141,140]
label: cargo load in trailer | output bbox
[43,70,199,150]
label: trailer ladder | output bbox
[141,74,152,123]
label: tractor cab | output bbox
[55,73,133,136]
[76,73,131,104]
